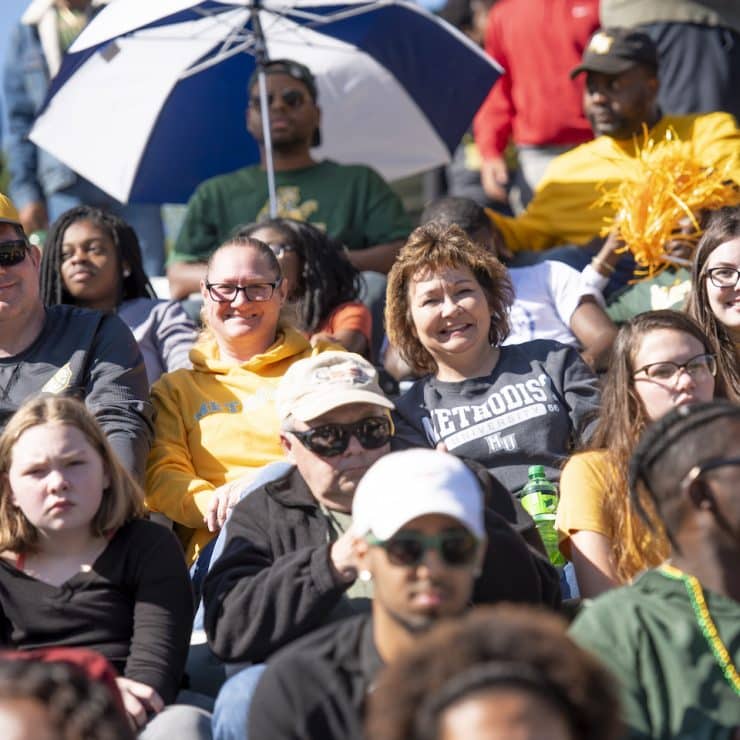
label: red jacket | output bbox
[474,0,599,160]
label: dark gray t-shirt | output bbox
[393,340,600,493]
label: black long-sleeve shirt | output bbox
[0,520,194,704]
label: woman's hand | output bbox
[205,478,249,532]
[116,677,164,730]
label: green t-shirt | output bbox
[171,159,411,263]
[570,569,740,739]
[606,268,691,324]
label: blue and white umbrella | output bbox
[30,0,501,205]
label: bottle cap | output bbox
[528,464,546,478]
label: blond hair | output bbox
[0,397,145,553]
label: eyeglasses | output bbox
[268,243,298,259]
[633,353,717,385]
[365,529,480,568]
[0,240,29,267]
[205,280,281,303]
[706,266,740,289]
[249,89,307,111]
[290,416,392,457]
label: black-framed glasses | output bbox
[205,280,281,303]
[365,529,480,567]
[268,243,298,259]
[0,239,29,267]
[633,353,717,385]
[706,266,740,289]
[249,89,307,111]
[290,416,392,457]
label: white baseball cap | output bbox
[352,449,486,540]
[276,351,394,423]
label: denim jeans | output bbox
[212,664,266,740]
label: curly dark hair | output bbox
[40,206,155,307]
[385,222,512,375]
[686,206,740,402]
[0,658,134,739]
[236,218,362,333]
[366,605,621,740]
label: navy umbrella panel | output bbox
[32,0,501,204]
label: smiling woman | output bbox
[687,206,740,402]
[387,223,601,496]
[145,236,337,563]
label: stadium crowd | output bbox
[0,0,738,738]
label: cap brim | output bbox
[570,57,637,79]
[290,389,395,422]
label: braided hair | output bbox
[40,206,155,307]
[628,400,740,544]
[237,218,362,333]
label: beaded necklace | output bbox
[659,564,740,696]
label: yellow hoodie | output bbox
[146,326,334,562]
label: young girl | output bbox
[0,397,200,735]
[686,205,740,401]
[556,310,722,597]
[40,206,198,385]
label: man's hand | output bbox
[115,677,164,731]
[329,526,359,584]
[18,201,48,235]
[205,478,248,532]
[480,157,509,202]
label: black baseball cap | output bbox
[247,59,321,147]
[248,59,318,101]
[570,28,658,79]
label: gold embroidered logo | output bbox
[257,186,320,224]
[41,363,72,394]
[589,32,613,54]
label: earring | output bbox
[123,268,131,278]
[358,570,373,583]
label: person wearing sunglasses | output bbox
[145,236,335,565]
[687,205,740,402]
[0,193,152,483]
[167,58,410,304]
[557,310,722,599]
[238,218,372,357]
[571,400,740,739]
[246,448,560,740]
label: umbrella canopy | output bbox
[30,0,501,204]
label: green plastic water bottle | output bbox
[518,465,566,566]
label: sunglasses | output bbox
[365,529,480,567]
[249,89,307,111]
[290,416,392,457]
[268,243,298,259]
[0,240,29,267]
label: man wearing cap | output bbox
[202,353,558,739]
[486,27,740,274]
[247,449,558,739]
[0,193,152,479]
[167,59,411,301]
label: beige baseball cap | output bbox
[276,351,394,423]
[0,194,22,228]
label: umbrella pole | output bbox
[250,0,278,218]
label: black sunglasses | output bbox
[365,529,480,567]
[0,240,29,267]
[249,89,307,111]
[290,416,392,457]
